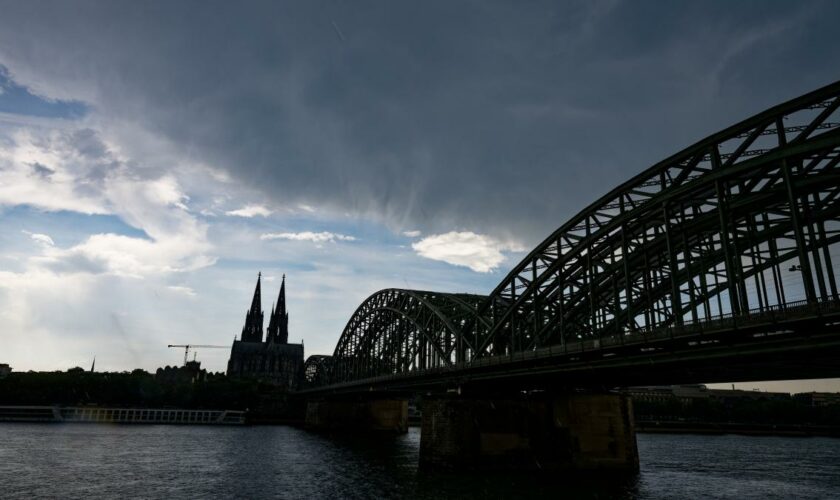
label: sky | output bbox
[0,1,839,393]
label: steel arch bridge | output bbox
[305,289,489,385]
[304,80,840,392]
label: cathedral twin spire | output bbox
[241,272,264,342]
[241,272,289,344]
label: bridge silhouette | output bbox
[299,80,840,471]
[303,80,840,397]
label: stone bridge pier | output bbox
[303,391,637,472]
[304,396,408,433]
[420,392,638,471]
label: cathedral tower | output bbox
[267,274,289,344]
[240,273,264,342]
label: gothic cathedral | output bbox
[226,273,304,389]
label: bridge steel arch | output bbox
[320,289,488,383]
[303,355,334,387]
[307,80,840,388]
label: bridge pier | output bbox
[305,397,408,433]
[420,392,638,471]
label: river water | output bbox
[1,424,838,499]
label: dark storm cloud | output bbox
[29,162,54,178]
[0,0,837,245]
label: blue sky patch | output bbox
[0,66,87,119]
[0,206,149,249]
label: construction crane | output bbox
[167,344,228,366]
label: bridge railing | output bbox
[578,297,840,354]
[619,297,838,342]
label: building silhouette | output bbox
[226,273,303,389]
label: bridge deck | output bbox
[301,298,840,395]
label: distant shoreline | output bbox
[636,420,840,438]
[0,405,246,425]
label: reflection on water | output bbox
[1,424,838,499]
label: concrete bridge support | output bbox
[305,398,408,433]
[420,393,638,471]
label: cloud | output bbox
[225,204,272,218]
[22,230,55,247]
[38,232,215,278]
[402,230,422,238]
[0,122,215,279]
[411,231,524,273]
[30,162,54,178]
[0,2,830,246]
[166,285,196,297]
[260,231,356,244]
[31,233,55,246]
[0,128,110,214]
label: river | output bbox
[1,424,838,498]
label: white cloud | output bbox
[411,231,524,273]
[22,231,55,247]
[0,128,109,214]
[225,204,272,218]
[166,285,196,297]
[0,124,215,279]
[260,231,356,243]
[402,230,422,238]
[37,232,215,278]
